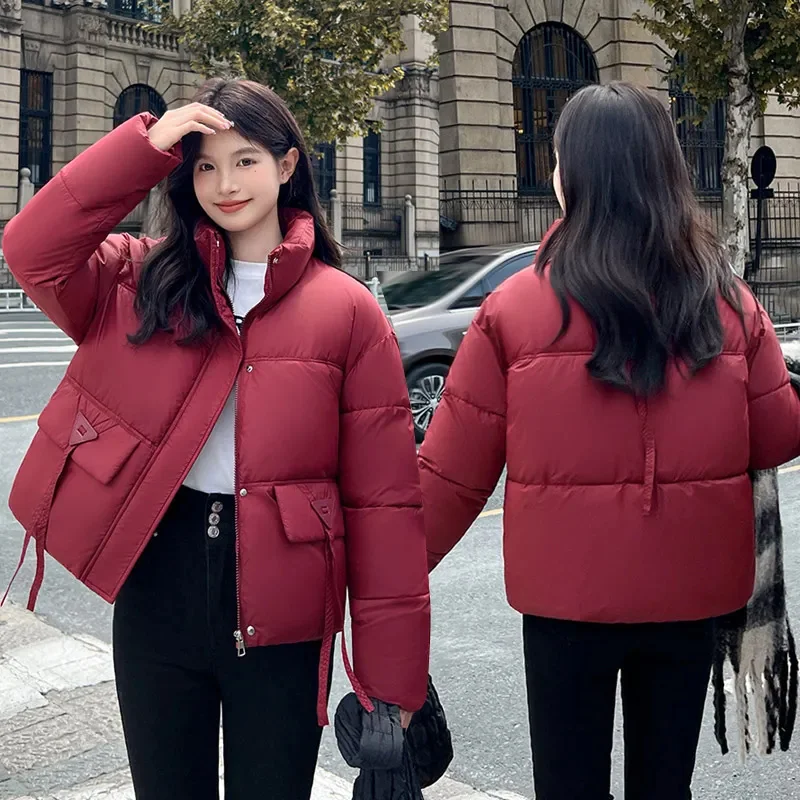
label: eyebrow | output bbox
[197,146,262,161]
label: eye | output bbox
[238,158,255,167]
[197,162,214,172]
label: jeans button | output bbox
[208,513,220,525]
[211,501,224,513]
[207,526,220,539]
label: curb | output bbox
[0,604,526,800]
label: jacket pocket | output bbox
[274,482,345,543]
[36,380,142,484]
[9,379,152,587]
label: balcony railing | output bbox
[107,0,162,21]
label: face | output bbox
[193,129,299,234]
[553,151,565,212]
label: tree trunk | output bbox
[721,2,758,277]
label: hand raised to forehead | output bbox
[148,103,234,152]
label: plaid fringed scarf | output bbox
[712,467,799,757]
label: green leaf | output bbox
[156,0,447,144]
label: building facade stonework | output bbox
[0,0,197,229]
[439,0,800,191]
[1,0,800,258]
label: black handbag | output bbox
[404,675,454,788]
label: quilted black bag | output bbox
[405,675,454,788]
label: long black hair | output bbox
[130,78,340,345]
[537,81,741,396]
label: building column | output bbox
[63,11,109,162]
[439,0,515,190]
[383,65,439,255]
[338,135,364,202]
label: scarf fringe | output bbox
[713,617,799,758]
[712,468,799,759]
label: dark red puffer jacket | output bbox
[419,240,800,623]
[2,114,430,722]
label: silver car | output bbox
[385,243,539,441]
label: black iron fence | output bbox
[343,253,438,280]
[0,253,17,290]
[745,190,800,321]
[342,199,405,258]
[440,184,562,248]
[440,185,800,322]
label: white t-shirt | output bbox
[183,259,268,495]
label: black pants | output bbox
[113,486,324,800]
[523,615,715,800]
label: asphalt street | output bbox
[3,311,800,798]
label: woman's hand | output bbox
[400,709,414,729]
[147,103,233,152]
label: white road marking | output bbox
[0,337,70,343]
[0,328,65,334]
[0,345,76,354]
[0,360,71,369]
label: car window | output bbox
[382,264,484,311]
[485,252,535,293]
[450,278,487,310]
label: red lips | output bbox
[216,200,251,213]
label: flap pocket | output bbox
[274,482,345,543]
[37,381,142,485]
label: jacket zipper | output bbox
[216,236,278,658]
[214,234,247,657]
[233,370,245,657]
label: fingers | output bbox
[174,108,232,138]
[179,121,217,137]
[179,102,232,130]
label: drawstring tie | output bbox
[312,497,374,726]
[2,411,97,610]
[634,396,656,515]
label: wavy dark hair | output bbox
[130,78,340,345]
[537,81,741,396]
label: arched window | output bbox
[113,85,167,128]
[669,54,725,194]
[513,23,598,195]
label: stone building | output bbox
[438,0,800,247]
[0,0,197,234]
[1,0,799,258]
[0,2,439,266]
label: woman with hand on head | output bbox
[3,78,430,799]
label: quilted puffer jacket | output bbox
[2,114,430,722]
[419,238,800,623]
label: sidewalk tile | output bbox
[0,666,47,720]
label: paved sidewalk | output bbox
[0,604,524,800]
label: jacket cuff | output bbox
[61,112,182,209]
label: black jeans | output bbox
[523,614,715,800]
[113,486,324,800]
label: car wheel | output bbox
[407,362,450,443]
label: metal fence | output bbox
[343,253,438,280]
[0,252,16,290]
[745,190,800,321]
[440,183,562,248]
[440,185,800,322]
[341,199,405,257]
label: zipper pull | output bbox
[234,629,246,657]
